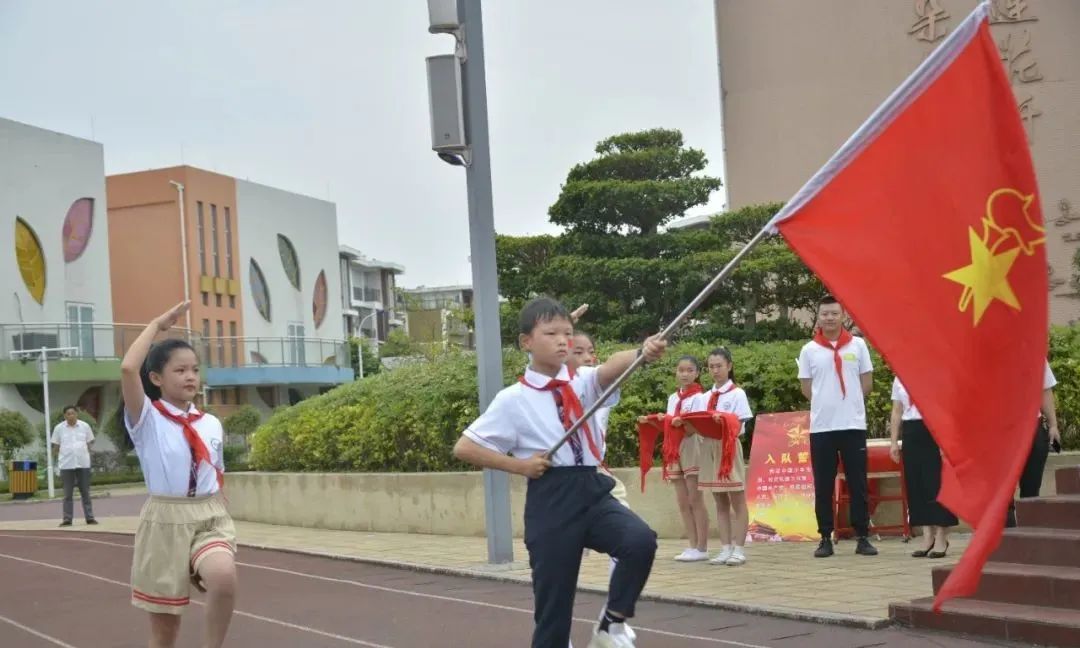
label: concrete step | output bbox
[891,596,1080,647]
[931,561,1080,609]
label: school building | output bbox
[712,0,1080,325]
[0,117,122,456]
[106,165,353,415]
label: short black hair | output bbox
[675,355,700,370]
[62,405,78,414]
[519,297,571,335]
[818,294,841,310]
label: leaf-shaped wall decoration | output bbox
[62,197,94,262]
[313,270,328,328]
[277,234,301,290]
[15,217,47,304]
[249,258,271,322]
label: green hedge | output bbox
[250,326,1080,472]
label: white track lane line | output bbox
[0,552,393,648]
[0,614,80,648]
[0,534,774,648]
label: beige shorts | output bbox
[696,436,747,492]
[131,494,237,614]
[663,435,703,480]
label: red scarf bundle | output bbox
[151,400,223,491]
[813,328,854,398]
[637,384,704,490]
[681,411,742,481]
[661,384,703,478]
[518,375,604,464]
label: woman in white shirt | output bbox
[889,378,957,558]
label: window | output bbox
[287,322,306,366]
[202,292,209,306]
[65,303,94,357]
[229,322,238,367]
[202,319,211,361]
[224,207,233,279]
[216,294,222,307]
[207,390,214,405]
[229,295,236,309]
[211,204,220,277]
[197,202,206,274]
[216,320,225,366]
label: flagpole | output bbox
[545,225,774,458]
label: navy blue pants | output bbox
[524,466,657,648]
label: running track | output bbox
[0,531,1014,647]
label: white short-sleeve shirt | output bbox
[666,389,700,416]
[125,395,225,497]
[688,381,754,435]
[1044,361,1057,390]
[464,365,617,467]
[51,420,94,470]
[891,378,922,421]
[798,336,873,433]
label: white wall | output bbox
[235,180,344,345]
[0,118,113,340]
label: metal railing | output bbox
[0,323,348,370]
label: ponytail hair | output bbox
[676,355,700,371]
[708,347,736,383]
[111,338,197,450]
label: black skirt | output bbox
[901,419,959,528]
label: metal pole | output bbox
[459,0,513,564]
[169,181,193,335]
[39,348,55,498]
[545,226,774,458]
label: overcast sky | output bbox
[0,0,726,288]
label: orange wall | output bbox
[107,166,245,366]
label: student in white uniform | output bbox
[454,297,667,648]
[51,405,97,526]
[656,356,707,562]
[688,347,753,566]
[888,378,957,558]
[1007,360,1062,527]
[118,301,237,648]
[797,295,878,558]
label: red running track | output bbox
[0,531,1012,647]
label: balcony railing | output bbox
[0,323,348,370]
[199,336,349,369]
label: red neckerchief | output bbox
[673,383,703,416]
[813,328,854,398]
[706,381,737,412]
[151,400,223,493]
[518,373,604,463]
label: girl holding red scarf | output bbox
[651,355,709,563]
[688,348,753,566]
[118,301,237,648]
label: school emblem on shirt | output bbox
[943,188,1045,326]
[211,439,222,451]
[842,353,857,362]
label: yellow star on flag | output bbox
[943,227,1022,325]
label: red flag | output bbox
[768,2,1047,610]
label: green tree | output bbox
[223,405,261,440]
[548,128,722,235]
[381,329,418,358]
[349,337,381,377]
[0,409,34,463]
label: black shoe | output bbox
[928,541,950,559]
[59,520,72,527]
[856,537,879,556]
[86,518,99,525]
[911,541,936,558]
[1005,508,1018,528]
[814,538,834,558]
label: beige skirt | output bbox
[663,435,702,480]
[130,493,237,615]
[696,436,747,492]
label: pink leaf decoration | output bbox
[62,197,94,263]
[313,270,328,328]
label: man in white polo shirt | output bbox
[797,295,877,558]
[51,405,97,526]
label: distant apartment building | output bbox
[338,245,405,345]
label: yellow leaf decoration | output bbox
[15,217,46,304]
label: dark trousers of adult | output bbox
[1007,421,1050,528]
[61,468,94,522]
[525,466,657,648]
[810,429,869,538]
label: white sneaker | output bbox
[709,545,733,565]
[587,623,636,648]
[725,546,747,566]
[676,548,709,562]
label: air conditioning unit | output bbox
[11,332,60,353]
